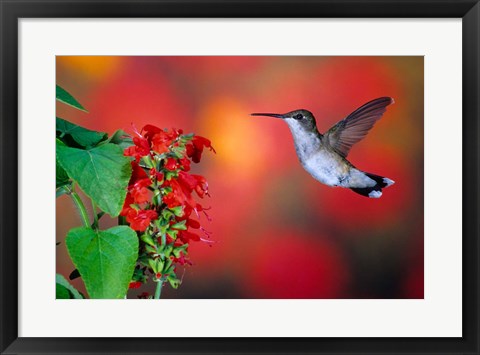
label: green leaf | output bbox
[161,244,173,260]
[100,129,134,150]
[148,259,157,273]
[56,284,71,299]
[140,233,155,247]
[66,226,139,299]
[56,117,106,148]
[56,143,132,216]
[145,245,157,254]
[167,274,180,289]
[56,163,70,189]
[169,206,184,217]
[172,243,188,258]
[56,139,71,189]
[56,85,88,112]
[171,220,187,230]
[56,273,84,299]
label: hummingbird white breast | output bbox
[302,150,349,186]
[286,118,346,186]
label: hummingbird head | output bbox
[251,109,321,158]
[251,109,317,132]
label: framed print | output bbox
[1,1,479,354]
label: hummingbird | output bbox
[252,97,395,198]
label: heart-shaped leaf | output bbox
[66,226,139,299]
[56,143,132,216]
[56,85,88,112]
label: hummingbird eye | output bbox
[294,113,303,120]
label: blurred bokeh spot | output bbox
[56,56,424,299]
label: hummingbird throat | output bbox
[284,118,321,160]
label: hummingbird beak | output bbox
[251,113,285,119]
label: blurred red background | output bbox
[56,56,424,299]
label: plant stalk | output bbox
[67,185,90,228]
[91,200,99,229]
[154,279,164,299]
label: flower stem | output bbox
[91,200,99,229]
[67,185,90,228]
[154,279,164,299]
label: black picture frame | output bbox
[1,1,479,354]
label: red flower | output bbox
[163,191,182,208]
[125,209,158,232]
[178,171,209,198]
[151,134,170,155]
[122,125,214,290]
[142,125,180,155]
[164,177,200,211]
[142,124,162,142]
[179,230,201,243]
[164,158,178,171]
[130,161,148,181]
[166,127,183,142]
[186,136,215,163]
[165,234,175,245]
[185,218,200,229]
[143,125,182,143]
[124,136,150,161]
[177,171,197,189]
[192,174,208,198]
[125,162,151,204]
[149,168,164,183]
[120,193,134,216]
[151,129,178,155]
[130,178,151,204]
[179,157,191,172]
[181,205,193,218]
[171,251,192,266]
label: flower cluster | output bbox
[122,124,215,293]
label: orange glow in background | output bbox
[56,56,424,299]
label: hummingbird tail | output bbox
[350,173,395,198]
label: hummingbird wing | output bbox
[324,97,394,158]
